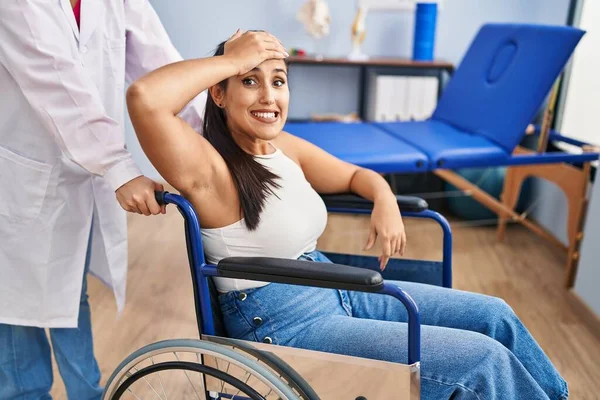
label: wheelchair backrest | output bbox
[432,23,584,153]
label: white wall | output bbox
[558,0,600,147]
[575,179,600,315]
[563,0,600,314]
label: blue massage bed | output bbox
[284,23,600,286]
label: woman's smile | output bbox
[249,109,280,124]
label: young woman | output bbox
[126,30,568,400]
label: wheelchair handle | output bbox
[155,190,168,206]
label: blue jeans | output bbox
[219,250,568,400]
[0,224,103,400]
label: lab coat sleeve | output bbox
[0,1,142,192]
[124,0,207,133]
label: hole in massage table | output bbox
[486,40,518,84]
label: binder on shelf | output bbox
[368,74,439,122]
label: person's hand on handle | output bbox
[223,29,289,75]
[363,195,407,271]
[116,176,166,215]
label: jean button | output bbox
[262,336,272,344]
[237,292,247,301]
[253,317,263,326]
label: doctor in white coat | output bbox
[0,0,206,398]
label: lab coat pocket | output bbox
[0,146,53,221]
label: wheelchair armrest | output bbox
[217,257,384,292]
[320,193,428,213]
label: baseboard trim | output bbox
[567,290,600,340]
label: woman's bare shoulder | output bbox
[272,131,303,165]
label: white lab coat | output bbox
[0,0,206,328]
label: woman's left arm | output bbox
[277,133,406,270]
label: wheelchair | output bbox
[101,191,452,399]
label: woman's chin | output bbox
[250,124,284,140]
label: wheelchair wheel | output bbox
[206,336,320,400]
[102,339,305,400]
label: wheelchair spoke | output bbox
[126,388,143,400]
[229,369,253,399]
[131,365,166,400]
[151,357,168,400]
[173,352,202,399]
[219,358,234,394]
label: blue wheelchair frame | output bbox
[156,191,453,367]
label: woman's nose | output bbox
[260,87,275,104]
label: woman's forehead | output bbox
[247,59,288,74]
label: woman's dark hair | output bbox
[202,39,289,230]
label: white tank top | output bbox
[201,144,328,293]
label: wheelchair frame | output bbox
[103,191,454,399]
[156,190,453,376]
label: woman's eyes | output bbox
[242,78,286,87]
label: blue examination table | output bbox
[284,23,600,286]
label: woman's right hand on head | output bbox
[223,30,289,75]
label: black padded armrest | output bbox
[217,257,383,292]
[320,193,428,213]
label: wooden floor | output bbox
[50,208,600,399]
